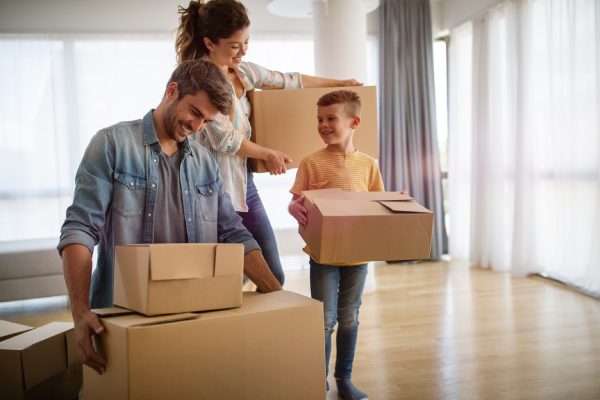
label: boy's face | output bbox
[317,103,359,150]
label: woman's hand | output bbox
[288,195,308,227]
[264,149,292,175]
[338,78,363,86]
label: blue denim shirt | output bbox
[58,110,260,308]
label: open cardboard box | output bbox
[0,319,32,342]
[84,290,326,400]
[300,188,434,264]
[114,243,244,316]
[247,85,378,172]
[0,322,82,400]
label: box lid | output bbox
[147,244,214,281]
[0,322,73,389]
[0,319,32,341]
[303,189,431,216]
[98,311,199,329]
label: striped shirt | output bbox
[198,61,303,211]
[290,148,384,195]
[290,148,385,265]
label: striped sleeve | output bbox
[240,61,303,90]
[201,112,244,155]
[370,161,385,192]
[290,159,309,195]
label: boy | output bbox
[288,90,384,400]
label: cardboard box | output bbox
[300,188,434,264]
[248,85,378,172]
[0,322,82,400]
[114,243,244,316]
[0,319,32,341]
[84,290,326,400]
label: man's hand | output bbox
[288,195,308,227]
[72,308,106,374]
[264,149,292,175]
[243,249,282,293]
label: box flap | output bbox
[303,188,413,202]
[0,319,32,341]
[149,244,215,281]
[378,200,432,214]
[214,244,244,277]
[92,307,135,317]
[101,312,199,329]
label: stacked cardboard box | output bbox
[0,321,82,400]
[247,85,378,172]
[84,290,326,400]
[114,243,244,316]
[300,188,434,264]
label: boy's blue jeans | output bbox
[310,259,368,379]
[238,171,285,286]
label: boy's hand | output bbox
[288,195,308,227]
[265,149,292,175]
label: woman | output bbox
[176,0,360,286]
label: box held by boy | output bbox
[0,321,82,400]
[247,85,378,172]
[84,290,326,400]
[114,243,244,316]
[300,188,434,264]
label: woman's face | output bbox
[205,26,250,69]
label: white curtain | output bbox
[448,0,599,297]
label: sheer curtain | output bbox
[448,0,600,297]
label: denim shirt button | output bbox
[185,190,188,194]
[208,189,213,193]
[129,182,134,186]
[153,158,158,163]
[148,213,152,217]
[187,218,191,222]
[151,183,156,188]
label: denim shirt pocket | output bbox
[195,181,218,222]
[112,170,146,217]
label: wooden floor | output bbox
[1,259,599,400]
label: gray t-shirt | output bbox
[153,147,187,243]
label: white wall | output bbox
[0,0,379,35]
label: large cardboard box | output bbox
[0,319,32,341]
[114,243,244,316]
[247,85,378,172]
[300,188,434,264]
[84,290,326,400]
[0,322,82,400]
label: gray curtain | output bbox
[378,0,447,260]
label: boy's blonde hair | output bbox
[317,90,361,118]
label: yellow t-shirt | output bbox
[290,148,385,265]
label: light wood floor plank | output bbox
[1,259,598,399]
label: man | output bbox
[58,59,282,374]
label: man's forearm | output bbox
[62,244,94,315]
[244,249,282,293]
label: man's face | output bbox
[163,84,220,143]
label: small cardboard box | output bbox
[84,290,326,400]
[0,319,32,341]
[300,188,434,264]
[247,85,378,172]
[0,322,82,400]
[114,243,244,316]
